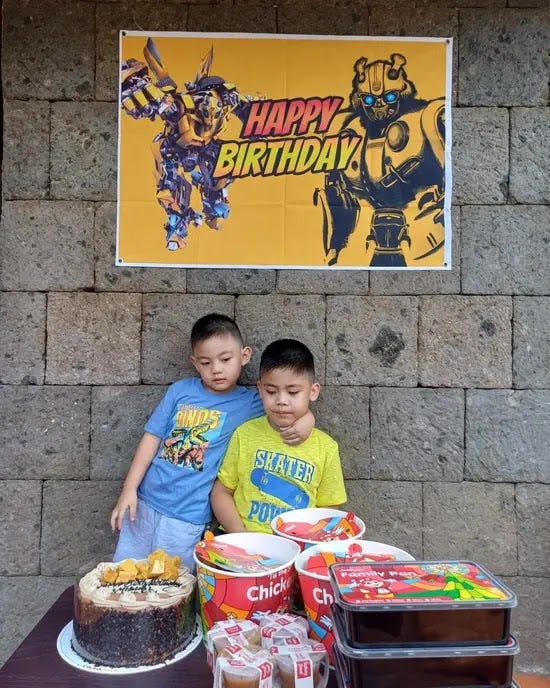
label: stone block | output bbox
[0,481,41,574]
[326,296,418,386]
[0,386,90,480]
[142,294,234,383]
[510,107,550,203]
[0,576,73,668]
[459,9,550,106]
[517,484,550,575]
[344,480,423,558]
[0,201,94,291]
[277,270,369,295]
[423,482,517,575]
[500,576,550,673]
[277,0,370,35]
[96,3,190,100]
[367,0,505,5]
[369,7,457,102]
[461,205,550,294]
[189,3,276,32]
[0,293,46,385]
[236,295,326,384]
[466,390,550,483]
[370,208,460,295]
[94,203,187,292]
[371,388,464,481]
[2,0,94,100]
[46,293,141,384]
[452,108,509,203]
[187,269,276,295]
[314,386,370,480]
[41,480,121,575]
[91,385,168,479]
[514,297,550,388]
[419,296,512,388]
[3,100,49,199]
[50,102,117,201]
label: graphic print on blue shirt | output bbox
[160,404,226,471]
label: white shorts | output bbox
[113,499,206,571]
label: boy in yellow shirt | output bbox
[211,339,346,533]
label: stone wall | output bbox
[1,0,549,672]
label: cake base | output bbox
[57,618,202,675]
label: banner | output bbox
[117,32,452,270]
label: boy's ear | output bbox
[190,354,199,374]
[241,345,253,365]
[309,382,321,402]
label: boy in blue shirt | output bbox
[110,314,313,569]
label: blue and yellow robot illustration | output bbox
[120,38,257,251]
[314,53,446,267]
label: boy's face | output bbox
[257,367,320,429]
[191,334,252,394]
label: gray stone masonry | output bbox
[326,296,418,386]
[510,108,550,204]
[461,205,550,294]
[50,102,118,201]
[0,201,95,291]
[91,385,167,479]
[466,390,550,483]
[514,297,550,388]
[418,295,512,387]
[3,101,49,200]
[0,385,90,480]
[423,482,517,576]
[2,0,550,673]
[371,387,464,481]
[95,202,188,292]
[142,294,234,383]
[0,292,45,384]
[46,293,142,385]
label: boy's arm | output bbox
[278,409,315,445]
[110,431,161,531]
[211,479,247,533]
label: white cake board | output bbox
[56,616,202,674]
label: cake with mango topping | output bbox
[72,549,196,667]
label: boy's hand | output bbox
[279,409,315,445]
[110,488,138,531]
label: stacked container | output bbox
[328,560,519,688]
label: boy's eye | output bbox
[221,357,231,362]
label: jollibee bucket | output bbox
[194,532,301,635]
[294,539,414,664]
[271,508,366,551]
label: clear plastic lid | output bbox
[329,560,517,611]
[331,606,520,660]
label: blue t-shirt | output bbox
[138,377,263,524]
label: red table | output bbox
[0,587,338,688]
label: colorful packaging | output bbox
[207,619,262,669]
[259,613,309,649]
[214,645,275,688]
[271,508,366,552]
[271,638,329,688]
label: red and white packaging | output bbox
[207,619,261,669]
[270,639,329,688]
[214,645,275,688]
[259,613,309,649]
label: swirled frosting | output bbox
[79,561,195,610]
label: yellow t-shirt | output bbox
[217,415,347,533]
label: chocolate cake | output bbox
[72,553,196,667]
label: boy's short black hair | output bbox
[190,313,243,348]
[259,339,315,380]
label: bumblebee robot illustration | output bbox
[121,39,255,250]
[314,53,446,267]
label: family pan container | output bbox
[328,560,516,648]
[332,616,519,688]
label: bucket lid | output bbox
[331,604,520,659]
[329,560,517,611]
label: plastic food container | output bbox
[332,607,519,688]
[328,560,516,647]
[294,540,414,662]
[334,628,518,688]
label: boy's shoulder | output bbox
[310,426,339,450]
